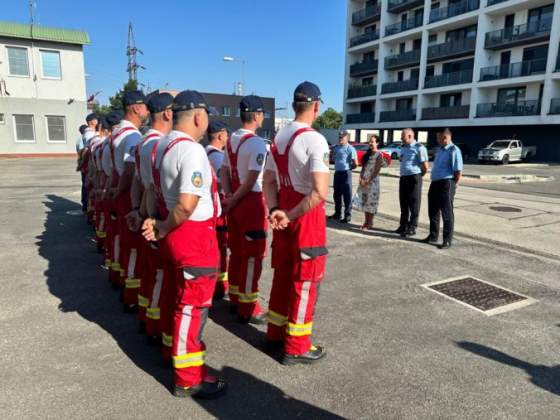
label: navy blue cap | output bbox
[105,110,123,127]
[293,81,323,103]
[147,92,174,114]
[173,90,218,115]
[207,120,229,135]
[86,113,98,122]
[239,95,265,113]
[122,90,147,107]
[79,124,87,134]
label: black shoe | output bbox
[395,226,406,234]
[438,241,452,250]
[328,214,341,220]
[173,377,227,399]
[421,236,438,245]
[406,228,416,237]
[340,216,351,224]
[146,336,161,347]
[281,345,326,365]
[237,313,267,325]
[123,304,137,314]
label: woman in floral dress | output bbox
[357,135,384,230]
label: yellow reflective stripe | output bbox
[96,230,107,238]
[104,259,111,268]
[138,295,149,308]
[287,322,313,337]
[146,307,161,320]
[111,262,121,270]
[238,292,259,303]
[162,333,173,347]
[267,310,288,327]
[173,351,206,368]
[218,272,228,282]
[125,278,141,288]
[229,285,239,295]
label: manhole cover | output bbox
[489,206,522,213]
[66,210,84,216]
[422,276,537,316]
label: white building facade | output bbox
[0,21,90,155]
[344,0,560,160]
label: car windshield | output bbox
[490,141,511,148]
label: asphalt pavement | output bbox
[1,158,560,419]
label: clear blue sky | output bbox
[3,0,347,113]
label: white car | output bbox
[478,140,537,164]
[380,143,402,160]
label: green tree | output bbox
[92,79,138,118]
[312,107,343,130]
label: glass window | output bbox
[0,113,5,124]
[40,50,61,78]
[13,114,35,142]
[46,115,66,142]
[497,87,526,105]
[222,106,231,116]
[7,47,29,76]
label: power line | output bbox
[126,22,145,83]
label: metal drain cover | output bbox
[422,276,537,316]
[489,206,522,213]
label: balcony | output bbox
[427,37,476,62]
[388,0,424,14]
[348,84,377,98]
[429,0,479,23]
[485,19,552,50]
[476,100,540,118]
[424,69,473,88]
[352,4,381,26]
[381,78,419,94]
[487,0,510,6]
[350,30,380,47]
[385,49,421,70]
[422,105,470,120]
[350,60,379,77]
[385,15,423,36]
[479,59,546,82]
[549,98,560,114]
[346,113,376,124]
[379,109,416,122]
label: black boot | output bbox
[281,345,326,365]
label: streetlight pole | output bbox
[223,56,246,96]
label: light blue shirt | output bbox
[334,144,357,171]
[75,135,85,153]
[400,141,428,176]
[431,143,463,181]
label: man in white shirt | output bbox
[142,90,226,400]
[78,114,98,213]
[222,95,269,324]
[263,81,330,365]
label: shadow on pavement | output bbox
[327,219,403,241]
[456,341,560,396]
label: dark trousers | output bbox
[333,170,352,219]
[81,172,87,212]
[398,174,423,230]
[428,179,456,242]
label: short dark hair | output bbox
[292,101,315,114]
[240,111,258,124]
[441,128,452,137]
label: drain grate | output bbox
[422,276,537,316]
[489,206,522,213]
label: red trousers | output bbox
[107,206,123,286]
[214,222,229,297]
[122,230,141,307]
[94,198,107,250]
[227,192,268,317]
[137,238,152,322]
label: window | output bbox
[222,106,231,116]
[13,114,35,142]
[264,111,271,119]
[362,77,374,86]
[7,46,29,76]
[46,115,66,142]
[396,98,413,110]
[497,87,526,105]
[0,113,5,124]
[236,108,241,117]
[428,34,437,45]
[40,50,61,79]
[440,93,462,107]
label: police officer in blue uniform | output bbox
[397,128,428,237]
[423,128,463,249]
[329,130,358,223]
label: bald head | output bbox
[173,108,209,141]
[401,128,415,145]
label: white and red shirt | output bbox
[101,139,113,177]
[223,129,267,192]
[266,121,330,195]
[111,120,142,176]
[136,128,164,189]
[82,126,97,146]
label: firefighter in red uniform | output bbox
[142,90,226,399]
[263,81,330,365]
[222,95,269,324]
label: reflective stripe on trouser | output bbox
[123,247,140,305]
[145,268,164,338]
[109,234,124,285]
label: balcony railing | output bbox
[479,59,546,81]
[422,105,470,120]
[427,37,476,62]
[348,84,377,98]
[350,60,379,77]
[388,0,424,14]
[424,69,473,89]
[385,49,421,70]
[429,0,479,23]
[476,100,540,118]
[485,19,552,50]
[352,4,381,26]
[346,113,376,124]
[487,0,508,5]
[381,78,419,94]
[385,15,423,36]
[379,109,416,122]
[350,30,380,47]
[549,98,560,114]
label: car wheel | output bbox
[502,155,509,165]
[391,152,398,160]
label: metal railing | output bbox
[549,98,560,114]
[379,109,416,122]
[479,59,547,81]
[424,69,473,89]
[352,4,381,25]
[347,85,377,98]
[384,49,421,69]
[429,0,479,23]
[385,15,423,36]
[388,0,424,13]
[487,0,508,5]
[422,105,470,120]
[485,19,552,49]
[476,100,540,117]
[350,30,380,47]
[427,36,476,62]
[381,78,419,94]
[346,113,376,124]
[350,60,379,77]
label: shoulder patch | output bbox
[191,171,203,188]
[256,153,265,166]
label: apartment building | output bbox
[344,0,560,160]
[0,21,90,155]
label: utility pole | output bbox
[126,22,145,84]
[29,0,35,25]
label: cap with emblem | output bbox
[239,95,265,112]
[293,81,323,103]
[173,90,218,115]
[105,110,124,127]
[86,113,98,122]
[122,90,147,107]
[147,92,174,114]
[207,120,229,135]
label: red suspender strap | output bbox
[109,126,136,172]
[271,127,315,188]
[226,133,256,190]
[135,133,160,183]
